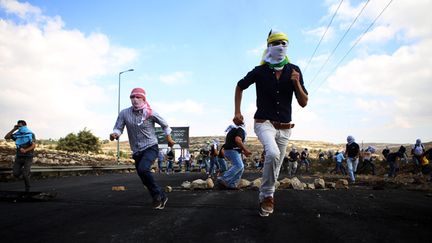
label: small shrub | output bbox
[56,128,101,153]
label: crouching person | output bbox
[217,123,251,189]
[387,146,406,178]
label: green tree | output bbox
[56,128,101,153]
[56,133,80,152]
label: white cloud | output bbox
[303,26,335,42]
[152,99,204,114]
[298,53,329,70]
[330,0,432,44]
[293,106,318,123]
[307,0,432,143]
[0,0,40,19]
[0,0,138,139]
[326,38,432,132]
[355,98,390,114]
[359,24,396,43]
[247,43,266,58]
[366,0,432,40]
[159,71,192,85]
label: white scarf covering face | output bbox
[347,135,355,145]
[263,45,287,68]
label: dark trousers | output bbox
[132,145,165,201]
[331,162,347,175]
[185,160,191,171]
[13,156,33,191]
[209,156,220,175]
[388,160,398,177]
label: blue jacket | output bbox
[335,153,345,163]
[13,126,33,148]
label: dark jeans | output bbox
[388,160,398,177]
[297,159,310,173]
[132,145,165,201]
[331,162,347,175]
[209,156,220,175]
[421,164,431,176]
[157,159,163,173]
[185,160,190,171]
[166,160,174,173]
[13,156,33,191]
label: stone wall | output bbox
[0,141,133,167]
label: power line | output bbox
[304,0,344,72]
[308,0,370,86]
[311,0,394,94]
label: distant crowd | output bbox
[155,137,432,183]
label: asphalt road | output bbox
[1,172,431,243]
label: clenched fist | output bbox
[233,114,244,126]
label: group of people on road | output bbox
[157,148,194,174]
[1,29,316,217]
[281,147,310,176]
[7,28,429,219]
[107,29,307,217]
[328,136,432,183]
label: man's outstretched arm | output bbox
[233,85,244,125]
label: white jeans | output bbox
[254,120,292,201]
[347,157,359,182]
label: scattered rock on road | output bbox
[238,179,251,188]
[112,186,126,191]
[181,181,191,189]
[165,186,173,193]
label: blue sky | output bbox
[1,0,431,144]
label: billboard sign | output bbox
[155,126,189,148]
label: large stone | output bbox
[291,177,304,190]
[279,178,292,189]
[238,179,251,188]
[206,178,214,189]
[336,179,349,189]
[190,179,208,190]
[325,182,336,189]
[7,155,15,161]
[165,186,173,193]
[306,183,315,189]
[275,181,280,190]
[181,181,191,189]
[314,178,326,189]
[251,178,262,190]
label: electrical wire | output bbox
[308,0,371,86]
[311,0,394,94]
[303,0,344,72]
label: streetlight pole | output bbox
[117,69,134,163]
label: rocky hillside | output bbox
[0,140,132,167]
[1,137,428,167]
